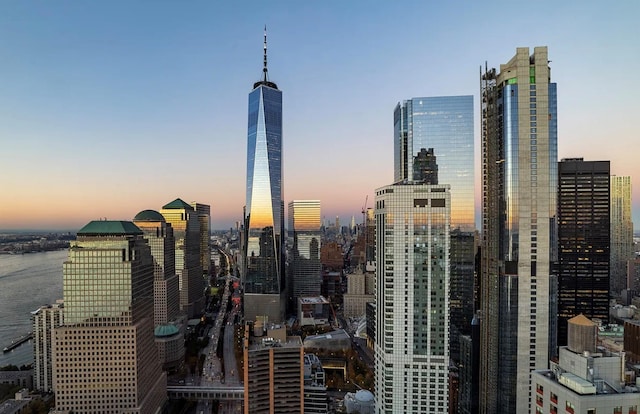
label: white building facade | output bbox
[374,183,450,413]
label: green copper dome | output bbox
[154,324,180,338]
[133,210,165,222]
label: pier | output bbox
[3,333,33,353]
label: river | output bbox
[0,250,66,367]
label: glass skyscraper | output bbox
[288,200,322,304]
[394,95,474,232]
[480,47,557,413]
[557,158,610,347]
[242,29,285,322]
[394,95,475,361]
[610,175,634,295]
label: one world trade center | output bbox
[242,28,285,322]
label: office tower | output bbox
[52,221,165,413]
[531,315,640,413]
[480,47,557,413]
[611,176,634,295]
[161,198,204,318]
[394,95,475,362]
[133,210,185,372]
[32,300,64,392]
[394,95,474,231]
[557,159,610,347]
[374,182,451,413]
[288,200,322,304]
[243,323,303,414]
[242,28,285,323]
[133,210,180,326]
[190,202,212,278]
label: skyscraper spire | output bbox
[263,25,268,82]
[253,26,278,89]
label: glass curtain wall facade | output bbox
[557,159,610,346]
[288,200,322,305]
[160,198,203,318]
[394,96,474,231]
[611,175,634,295]
[243,33,285,322]
[190,202,211,278]
[394,95,475,362]
[480,47,557,413]
[374,183,450,413]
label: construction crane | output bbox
[361,195,368,230]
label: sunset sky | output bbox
[1,1,639,231]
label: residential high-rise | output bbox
[243,323,303,414]
[288,200,322,305]
[190,202,212,278]
[32,300,64,393]
[242,28,285,323]
[161,198,204,318]
[133,209,185,372]
[394,95,475,361]
[611,176,634,295]
[480,46,557,413]
[52,221,166,413]
[374,182,451,413]
[557,159,610,347]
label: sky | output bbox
[1,1,639,231]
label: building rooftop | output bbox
[133,209,166,222]
[299,296,330,305]
[162,198,194,210]
[249,335,302,351]
[77,220,142,236]
[569,314,597,326]
[154,324,179,338]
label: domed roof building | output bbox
[344,389,375,414]
[133,209,166,222]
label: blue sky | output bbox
[1,1,639,230]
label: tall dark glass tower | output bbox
[557,158,610,346]
[242,28,285,323]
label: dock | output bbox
[3,332,33,353]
